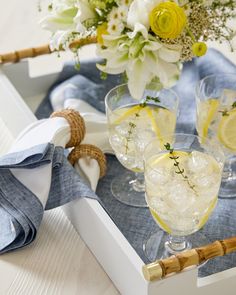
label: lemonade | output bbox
[105,83,179,207]
[109,103,176,172]
[145,150,222,236]
[196,75,236,199]
[196,89,236,154]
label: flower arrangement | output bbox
[41,0,236,99]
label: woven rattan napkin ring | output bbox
[68,144,107,178]
[51,109,86,148]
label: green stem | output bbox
[185,25,196,43]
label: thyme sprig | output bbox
[125,122,137,153]
[125,96,160,154]
[219,100,236,116]
[164,143,197,193]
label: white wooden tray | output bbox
[1,60,236,295]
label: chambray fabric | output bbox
[35,59,122,118]
[0,144,96,253]
[36,49,236,277]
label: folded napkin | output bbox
[0,116,96,254]
[36,48,236,277]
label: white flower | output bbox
[107,20,125,35]
[76,0,95,23]
[74,0,96,32]
[108,7,120,21]
[117,0,132,6]
[109,5,128,23]
[40,1,78,32]
[49,30,74,50]
[127,0,181,33]
[51,0,78,13]
[127,0,161,31]
[97,33,181,99]
[117,5,129,21]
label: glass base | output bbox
[219,157,236,199]
[219,174,236,199]
[111,171,147,207]
[143,229,209,262]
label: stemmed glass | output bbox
[105,83,179,207]
[196,74,236,198]
[143,134,224,261]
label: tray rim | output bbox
[1,60,236,295]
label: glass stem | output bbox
[222,156,236,180]
[165,235,190,254]
[129,172,145,192]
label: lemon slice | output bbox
[113,105,143,125]
[150,208,172,233]
[113,105,175,144]
[150,151,189,168]
[197,99,219,140]
[145,107,163,143]
[217,109,236,151]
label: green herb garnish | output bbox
[124,95,160,153]
[125,122,136,153]
[219,100,236,116]
[164,142,197,193]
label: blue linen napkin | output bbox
[0,143,96,253]
[36,48,236,277]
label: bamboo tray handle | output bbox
[142,236,236,282]
[0,36,97,64]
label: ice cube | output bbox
[134,130,155,153]
[194,173,218,188]
[194,173,221,203]
[165,181,196,213]
[115,121,134,137]
[146,167,169,185]
[110,134,124,149]
[149,197,169,215]
[188,151,213,173]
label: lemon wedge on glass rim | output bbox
[217,109,236,152]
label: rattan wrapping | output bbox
[0,36,97,64]
[51,109,85,148]
[68,144,107,178]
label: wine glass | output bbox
[143,133,224,261]
[105,83,179,207]
[196,74,236,198]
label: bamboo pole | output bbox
[0,36,97,65]
[142,236,236,282]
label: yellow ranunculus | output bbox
[149,2,187,39]
[97,23,108,45]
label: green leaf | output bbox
[164,143,171,150]
[146,95,161,103]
